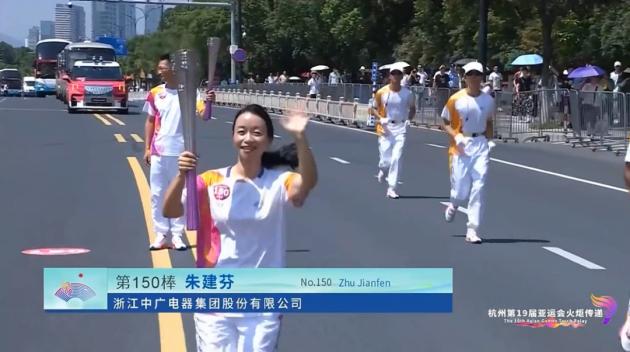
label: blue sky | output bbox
[0,0,172,46]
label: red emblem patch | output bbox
[214,184,231,200]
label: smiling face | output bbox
[157,59,173,82]
[232,112,272,161]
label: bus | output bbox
[56,41,116,102]
[0,69,23,96]
[34,39,71,97]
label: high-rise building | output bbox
[92,2,136,40]
[27,26,40,49]
[40,21,55,40]
[145,2,163,34]
[75,6,86,41]
[54,3,85,42]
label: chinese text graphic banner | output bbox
[44,268,452,313]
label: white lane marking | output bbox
[440,202,468,215]
[330,157,350,164]
[0,98,6,103]
[274,134,281,139]
[426,143,447,149]
[490,158,628,193]
[225,121,233,125]
[218,106,628,193]
[543,247,605,270]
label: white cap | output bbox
[463,61,484,75]
[614,61,622,67]
[563,69,569,75]
[389,62,407,73]
[360,66,366,70]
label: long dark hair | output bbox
[232,104,298,169]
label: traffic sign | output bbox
[371,61,378,82]
[232,48,247,63]
[95,36,127,56]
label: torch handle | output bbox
[185,169,199,230]
[203,100,212,121]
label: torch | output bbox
[202,37,222,121]
[174,49,200,230]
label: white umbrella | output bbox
[310,65,330,71]
[379,64,392,70]
[288,76,301,81]
[392,61,411,68]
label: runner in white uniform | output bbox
[144,53,214,250]
[369,62,416,199]
[441,61,495,244]
[163,104,318,352]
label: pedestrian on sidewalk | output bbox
[307,71,321,98]
[441,61,495,244]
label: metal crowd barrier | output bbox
[189,87,630,156]
[233,83,378,104]
[215,88,372,130]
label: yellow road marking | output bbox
[185,230,197,262]
[127,157,187,352]
[104,114,125,125]
[130,133,144,143]
[93,114,112,125]
[114,134,126,143]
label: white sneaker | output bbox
[171,235,188,251]
[444,204,457,222]
[150,233,170,250]
[465,228,482,244]
[376,170,384,183]
[386,188,399,199]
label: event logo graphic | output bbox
[54,274,96,302]
[491,294,618,329]
[515,317,585,329]
[591,294,617,325]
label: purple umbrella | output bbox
[568,65,606,79]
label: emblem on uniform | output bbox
[213,184,231,200]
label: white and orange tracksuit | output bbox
[374,85,415,190]
[442,89,495,231]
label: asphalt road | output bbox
[1,94,629,351]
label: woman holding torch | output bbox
[163,104,318,351]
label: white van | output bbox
[23,76,36,96]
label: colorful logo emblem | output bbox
[54,282,96,302]
[591,294,617,325]
[214,184,231,200]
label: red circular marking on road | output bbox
[21,248,91,256]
